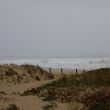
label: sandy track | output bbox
[0,80,54,94]
[0,80,55,110]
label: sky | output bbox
[0,0,110,57]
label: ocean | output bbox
[0,57,110,70]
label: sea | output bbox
[0,56,110,70]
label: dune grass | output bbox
[0,64,54,84]
[23,68,110,110]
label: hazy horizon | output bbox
[0,0,110,57]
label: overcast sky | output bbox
[0,0,110,57]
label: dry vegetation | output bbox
[23,68,110,110]
[0,65,110,110]
[0,64,54,84]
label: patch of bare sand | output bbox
[14,95,47,110]
[0,95,47,110]
[0,80,55,110]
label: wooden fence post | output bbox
[75,68,78,87]
[76,68,78,75]
[61,68,63,74]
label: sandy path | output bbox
[0,80,54,94]
[0,80,55,110]
[0,78,68,110]
[13,95,47,110]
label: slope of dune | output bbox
[0,64,54,84]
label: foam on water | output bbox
[0,57,110,70]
